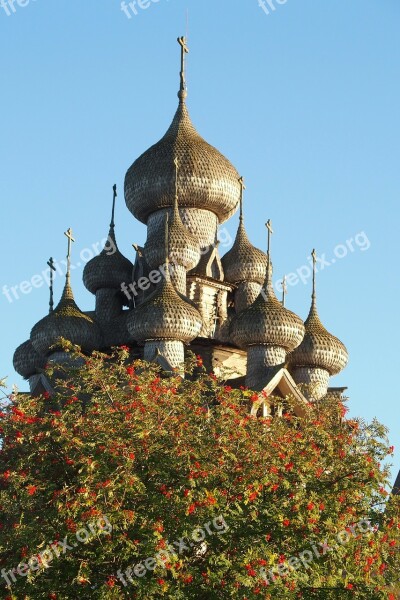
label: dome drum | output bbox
[246,345,286,389]
[144,340,185,374]
[291,366,330,401]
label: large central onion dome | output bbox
[231,260,305,351]
[125,39,240,225]
[31,277,102,356]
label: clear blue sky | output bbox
[1,1,399,483]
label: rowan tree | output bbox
[0,345,399,599]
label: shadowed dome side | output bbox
[288,298,348,376]
[31,279,102,356]
[13,340,46,379]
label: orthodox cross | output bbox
[111,184,117,229]
[178,36,189,93]
[64,228,75,279]
[238,176,246,221]
[265,219,273,255]
[311,248,317,300]
[47,257,56,313]
[281,275,287,307]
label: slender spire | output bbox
[265,219,273,285]
[238,176,246,222]
[110,184,117,229]
[164,213,170,267]
[47,257,56,313]
[64,228,75,285]
[177,36,189,101]
[281,275,287,307]
[311,248,317,307]
[173,157,180,216]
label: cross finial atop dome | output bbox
[111,184,117,229]
[177,36,189,101]
[238,176,246,222]
[47,257,56,314]
[265,219,274,285]
[311,248,317,305]
[281,275,287,307]
[64,228,75,283]
[266,219,273,256]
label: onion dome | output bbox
[230,222,305,350]
[31,229,102,356]
[127,216,202,343]
[288,251,348,375]
[221,178,268,284]
[13,340,46,379]
[31,278,102,356]
[124,37,240,225]
[144,160,200,270]
[83,186,133,294]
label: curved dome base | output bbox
[291,366,330,401]
[245,345,286,390]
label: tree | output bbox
[0,345,399,599]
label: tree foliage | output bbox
[0,346,399,599]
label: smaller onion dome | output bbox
[31,272,102,357]
[231,261,305,350]
[127,216,202,343]
[221,178,268,284]
[288,251,348,375]
[83,186,133,294]
[13,340,46,379]
[144,160,200,270]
